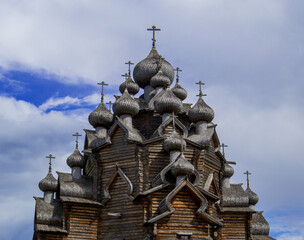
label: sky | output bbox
[0,0,303,239]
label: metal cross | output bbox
[45,154,55,172]
[244,170,252,189]
[196,81,206,98]
[147,25,161,48]
[221,143,228,157]
[97,81,108,103]
[73,132,82,150]
[106,101,113,111]
[174,67,182,83]
[125,61,134,77]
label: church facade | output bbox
[33,27,275,240]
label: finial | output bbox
[106,101,113,111]
[174,67,182,83]
[221,143,228,157]
[73,132,82,150]
[196,81,207,98]
[125,61,134,77]
[45,154,55,173]
[147,25,161,48]
[244,170,252,189]
[97,81,108,103]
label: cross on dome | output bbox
[121,73,128,80]
[221,143,228,157]
[174,67,182,83]
[45,154,55,173]
[125,61,134,77]
[72,132,82,150]
[106,101,113,111]
[244,170,252,188]
[147,25,161,48]
[97,81,108,103]
[196,81,207,98]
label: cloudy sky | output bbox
[0,0,303,239]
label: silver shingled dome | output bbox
[163,130,186,152]
[188,98,214,123]
[154,88,182,114]
[39,172,58,192]
[246,187,259,205]
[88,102,114,128]
[223,163,234,178]
[171,153,195,177]
[133,48,174,89]
[172,83,187,100]
[113,90,140,116]
[67,149,85,168]
[150,68,171,88]
[119,76,140,95]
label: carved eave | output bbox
[146,180,223,226]
[204,172,220,197]
[102,164,134,205]
[151,115,188,138]
[133,183,171,201]
[60,196,102,206]
[151,159,200,188]
[108,118,144,144]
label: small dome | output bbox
[223,163,234,178]
[119,76,140,95]
[154,88,182,114]
[88,102,114,128]
[171,153,194,177]
[246,187,259,205]
[163,130,186,152]
[39,172,58,192]
[150,69,171,88]
[172,83,187,100]
[188,98,214,123]
[67,149,85,168]
[113,90,140,116]
[133,48,174,89]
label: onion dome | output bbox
[150,68,171,88]
[88,102,114,128]
[39,172,58,192]
[113,89,140,116]
[246,187,259,206]
[172,83,187,100]
[67,149,85,168]
[171,153,195,177]
[251,212,270,235]
[188,97,214,123]
[154,88,182,114]
[119,76,140,95]
[223,163,234,178]
[133,48,174,89]
[163,130,186,152]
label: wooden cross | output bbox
[121,73,128,80]
[45,154,55,172]
[125,61,134,77]
[244,170,252,188]
[196,81,206,98]
[73,132,82,149]
[106,101,113,111]
[174,67,182,83]
[97,81,108,103]
[147,25,161,48]
[221,143,228,157]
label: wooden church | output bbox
[33,26,275,240]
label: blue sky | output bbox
[0,0,303,239]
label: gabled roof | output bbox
[146,180,223,226]
[151,115,188,138]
